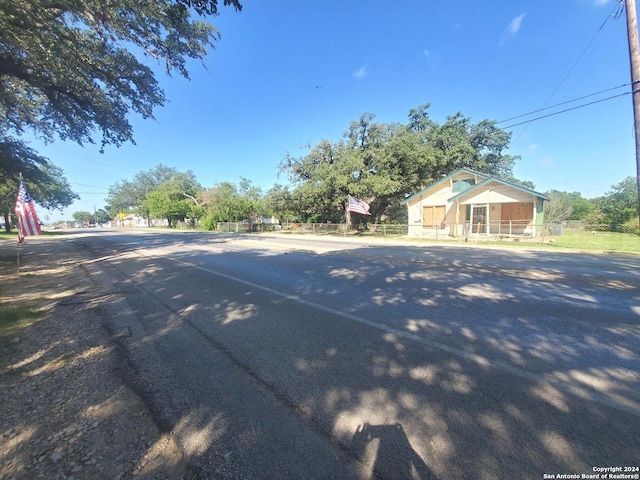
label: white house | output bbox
[401,168,548,238]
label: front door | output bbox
[472,206,486,233]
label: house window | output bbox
[423,205,446,228]
[452,179,474,193]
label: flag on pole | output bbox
[347,195,371,215]
[14,178,41,243]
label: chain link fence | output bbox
[216,221,639,253]
[539,222,639,253]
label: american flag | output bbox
[347,195,371,216]
[14,179,41,243]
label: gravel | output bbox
[0,237,187,480]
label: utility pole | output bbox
[624,0,640,235]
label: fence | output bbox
[216,221,639,252]
[216,222,280,233]
[539,222,639,253]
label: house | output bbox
[401,168,548,238]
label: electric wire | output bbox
[70,182,110,190]
[511,1,624,139]
[497,82,634,124]
[501,90,634,129]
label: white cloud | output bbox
[500,13,526,45]
[508,13,526,35]
[353,66,367,79]
[423,49,440,66]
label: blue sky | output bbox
[30,0,637,221]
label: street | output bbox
[74,230,640,479]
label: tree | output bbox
[0,0,242,151]
[264,184,296,223]
[141,171,202,227]
[595,176,639,226]
[409,105,519,179]
[72,211,93,224]
[280,104,522,225]
[95,208,111,224]
[200,180,260,229]
[544,190,596,223]
[0,137,78,231]
[106,164,179,224]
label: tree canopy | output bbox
[280,104,522,224]
[1,0,240,224]
[594,176,638,226]
[106,164,198,225]
[0,136,78,231]
[142,171,202,227]
[543,190,596,223]
[1,0,241,150]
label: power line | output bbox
[511,2,624,141]
[497,82,634,124]
[70,182,110,190]
[501,90,633,129]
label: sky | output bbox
[27,0,638,222]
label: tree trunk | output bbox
[4,213,11,233]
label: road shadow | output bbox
[51,231,640,479]
[0,237,186,479]
[351,423,435,480]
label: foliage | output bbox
[70,208,109,224]
[95,208,111,224]
[0,137,78,232]
[0,0,241,150]
[1,0,239,227]
[544,190,596,223]
[594,176,638,226]
[106,164,178,222]
[72,211,93,223]
[141,171,202,227]
[200,180,261,229]
[280,104,521,224]
[264,184,296,223]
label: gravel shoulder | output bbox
[0,234,186,480]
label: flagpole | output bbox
[16,172,22,272]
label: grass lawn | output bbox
[549,228,640,253]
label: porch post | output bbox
[486,203,490,236]
[454,201,459,238]
[532,194,537,236]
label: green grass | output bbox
[548,228,640,253]
[0,230,67,240]
[0,265,47,341]
[0,305,42,333]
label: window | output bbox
[452,179,475,193]
[423,205,446,228]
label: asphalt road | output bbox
[73,230,640,479]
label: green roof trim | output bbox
[400,168,489,205]
[447,176,549,202]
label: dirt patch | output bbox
[0,235,187,479]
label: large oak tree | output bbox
[1,0,240,221]
[280,104,522,224]
[1,0,241,149]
